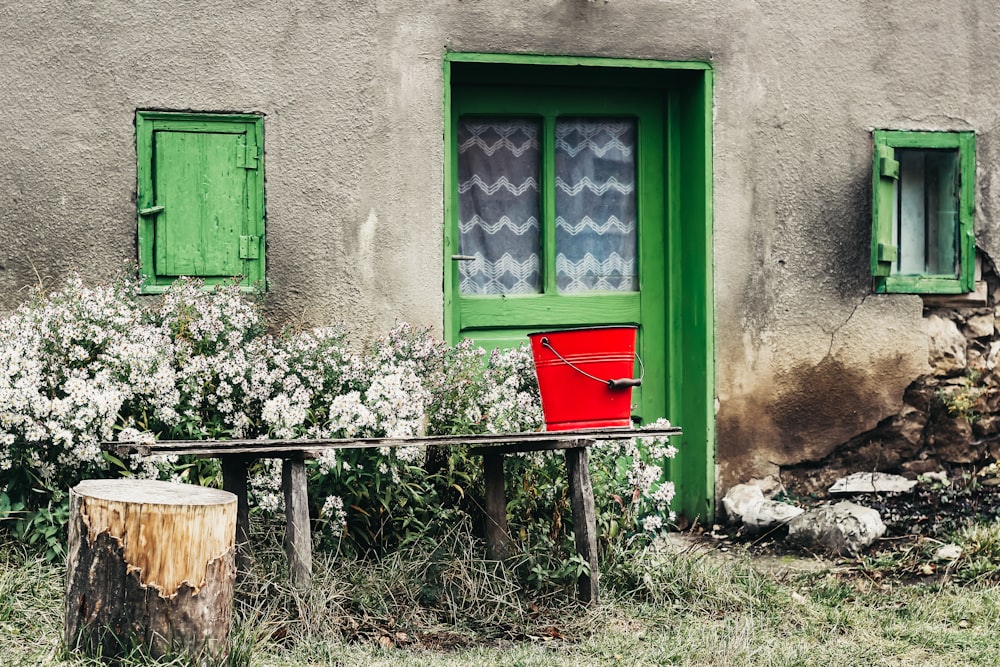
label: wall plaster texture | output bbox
[2,0,999,489]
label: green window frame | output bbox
[871,129,975,294]
[136,111,265,292]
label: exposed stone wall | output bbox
[782,254,1000,495]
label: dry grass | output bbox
[4,518,1000,666]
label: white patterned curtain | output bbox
[457,116,637,295]
[457,118,541,295]
[555,118,637,293]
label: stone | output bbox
[968,348,987,374]
[722,484,765,523]
[967,314,995,339]
[927,314,967,376]
[828,472,918,494]
[786,501,886,555]
[936,544,963,561]
[747,475,783,498]
[900,459,941,476]
[920,470,950,485]
[987,341,1000,370]
[892,405,928,447]
[930,416,979,463]
[965,315,994,338]
[742,499,804,533]
[973,414,1000,437]
[903,383,935,412]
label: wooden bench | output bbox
[108,425,681,604]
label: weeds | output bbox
[4,525,1000,666]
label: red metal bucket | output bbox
[528,326,642,431]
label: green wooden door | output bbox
[445,56,715,523]
[446,86,667,424]
[136,112,264,291]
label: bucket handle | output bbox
[539,337,644,390]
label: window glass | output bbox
[555,118,638,293]
[457,118,541,295]
[893,148,959,277]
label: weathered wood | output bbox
[565,447,600,604]
[99,425,683,603]
[65,479,237,662]
[282,457,312,588]
[482,452,511,560]
[108,426,682,457]
[469,438,591,456]
[221,455,251,576]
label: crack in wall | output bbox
[824,294,868,360]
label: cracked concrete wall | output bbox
[2,0,999,491]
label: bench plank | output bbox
[109,426,682,457]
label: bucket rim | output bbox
[527,324,638,338]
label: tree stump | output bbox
[65,479,237,663]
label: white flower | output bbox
[641,515,664,533]
[321,494,347,527]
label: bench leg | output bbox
[565,446,599,605]
[282,457,313,588]
[483,452,511,560]
[221,455,251,577]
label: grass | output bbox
[4,518,1000,666]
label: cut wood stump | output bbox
[65,479,237,663]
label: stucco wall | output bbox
[3,0,998,490]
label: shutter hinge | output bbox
[877,145,899,180]
[239,235,260,259]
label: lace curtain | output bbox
[458,117,637,295]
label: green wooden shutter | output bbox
[871,130,975,294]
[153,129,245,276]
[136,112,265,291]
[871,138,899,280]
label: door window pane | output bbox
[555,118,637,293]
[457,118,541,294]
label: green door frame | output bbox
[442,52,715,522]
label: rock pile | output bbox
[722,472,916,555]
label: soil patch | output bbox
[690,469,1000,580]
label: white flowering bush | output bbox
[0,274,679,572]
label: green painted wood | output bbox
[442,58,460,345]
[443,56,715,521]
[136,112,265,291]
[450,82,664,423]
[459,293,640,328]
[871,129,975,294]
[445,51,712,71]
[664,71,715,523]
[155,130,244,276]
[871,140,898,279]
